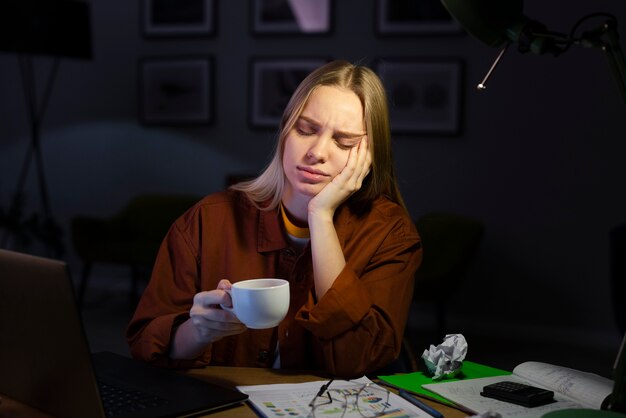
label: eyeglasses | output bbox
[308,379,392,418]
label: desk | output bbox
[0,367,469,418]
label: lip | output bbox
[296,166,330,182]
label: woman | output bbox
[126,60,422,378]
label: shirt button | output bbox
[257,350,269,362]
[283,248,296,257]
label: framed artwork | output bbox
[249,57,328,128]
[139,56,213,125]
[142,0,216,37]
[376,0,460,35]
[375,59,463,135]
[250,0,333,35]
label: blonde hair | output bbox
[231,60,406,214]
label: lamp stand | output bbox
[0,55,64,257]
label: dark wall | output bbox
[1,0,625,351]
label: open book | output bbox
[422,361,614,418]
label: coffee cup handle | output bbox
[219,288,234,313]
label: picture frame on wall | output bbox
[251,0,333,35]
[375,59,463,135]
[249,57,328,128]
[139,56,213,125]
[376,0,460,35]
[142,0,216,37]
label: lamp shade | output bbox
[440,0,524,47]
[0,0,91,59]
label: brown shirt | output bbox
[126,190,422,378]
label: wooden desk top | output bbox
[0,366,469,418]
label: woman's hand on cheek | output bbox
[308,136,371,218]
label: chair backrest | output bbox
[71,194,200,265]
[116,194,200,241]
[414,212,485,297]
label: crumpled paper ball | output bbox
[421,333,468,380]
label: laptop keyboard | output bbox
[99,381,170,417]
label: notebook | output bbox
[0,248,248,418]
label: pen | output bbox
[309,379,334,407]
[399,389,444,418]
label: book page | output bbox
[512,361,613,409]
[423,375,586,418]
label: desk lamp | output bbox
[439,0,626,108]
[439,1,626,415]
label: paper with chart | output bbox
[422,362,613,418]
[237,376,432,418]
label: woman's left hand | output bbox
[306,136,371,300]
[308,136,371,218]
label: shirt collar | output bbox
[257,205,288,253]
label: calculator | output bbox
[480,381,555,407]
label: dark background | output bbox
[1,0,625,376]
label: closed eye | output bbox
[295,118,318,136]
[335,138,359,149]
[296,127,315,136]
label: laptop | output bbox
[0,248,248,418]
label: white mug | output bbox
[221,278,290,329]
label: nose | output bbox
[305,133,331,163]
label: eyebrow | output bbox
[298,115,366,139]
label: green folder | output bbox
[377,361,511,406]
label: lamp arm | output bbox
[577,17,626,107]
[476,43,510,90]
[603,21,626,107]
[603,43,626,107]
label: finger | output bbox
[190,310,246,338]
[355,138,372,185]
[356,137,371,172]
[217,279,232,290]
[338,142,361,184]
[193,290,230,308]
[189,308,243,329]
[190,303,243,324]
[190,315,247,339]
[345,137,370,189]
[216,280,234,307]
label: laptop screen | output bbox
[0,249,248,418]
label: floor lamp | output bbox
[0,0,91,256]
